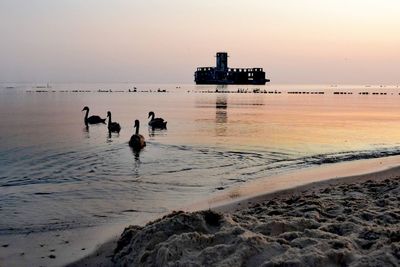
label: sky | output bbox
[0,0,400,84]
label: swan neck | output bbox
[151,113,155,120]
[84,109,89,125]
[135,124,139,135]
[108,115,112,125]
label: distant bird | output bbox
[148,111,167,129]
[129,120,146,150]
[82,106,106,125]
[107,111,121,134]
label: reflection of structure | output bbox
[215,84,227,93]
[215,95,228,136]
[195,52,270,85]
[216,95,227,124]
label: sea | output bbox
[1,83,400,264]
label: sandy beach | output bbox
[68,157,400,267]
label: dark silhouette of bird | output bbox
[129,120,146,150]
[107,111,121,133]
[82,106,106,125]
[148,111,167,129]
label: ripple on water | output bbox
[1,141,400,234]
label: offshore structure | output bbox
[194,52,270,85]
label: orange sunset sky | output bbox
[0,0,399,84]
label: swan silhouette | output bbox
[129,120,146,150]
[107,111,121,133]
[148,111,167,129]
[82,106,106,125]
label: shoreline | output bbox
[186,155,400,212]
[68,155,400,266]
[213,155,400,213]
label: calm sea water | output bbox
[1,83,400,236]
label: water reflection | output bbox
[215,94,228,136]
[106,131,113,142]
[148,127,168,141]
[132,154,141,173]
[82,125,90,138]
[130,147,141,160]
[108,130,120,139]
[215,84,228,93]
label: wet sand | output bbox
[0,223,126,267]
[68,157,400,267]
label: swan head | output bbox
[107,111,111,117]
[82,106,89,112]
[148,111,155,118]
[134,119,140,128]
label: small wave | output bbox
[303,148,400,165]
[164,167,193,174]
[2,141,400,235]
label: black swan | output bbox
[82,106,106,125]
[148,111,167,129]
[129,120,146,150]
[107,111,121,133]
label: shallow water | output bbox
[1,83,400,237]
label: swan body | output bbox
[107,111,121,133]
[82,106,106,125]
[129,120,146,150]
[148,111,167,129]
